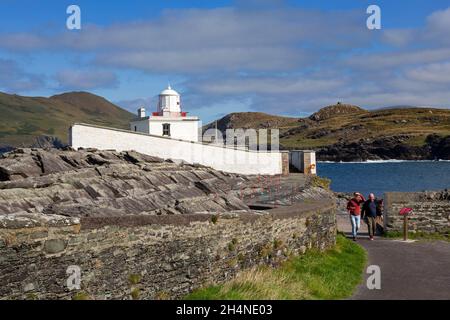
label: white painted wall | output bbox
[149,119,199,142]
[130,119,149,133]
[130,118,199,142]
[70,123,284,175]
[308,152,317,175]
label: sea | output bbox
[317,160,450,198]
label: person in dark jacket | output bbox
[362,193,378,240]
[347,192,365,241]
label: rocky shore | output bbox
[316,134,450,162]
[0,148,252,222]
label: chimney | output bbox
[138,107,146,118]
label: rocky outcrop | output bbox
[309,103,367,121]
[31,135,67,149]
[0,135,66,155]
[317,134,450,161]
[0,148,254,220]
[426,134,450,160]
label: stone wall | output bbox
[0,201,336,300]
[384,190,450,235]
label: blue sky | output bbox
[1,0,450,123]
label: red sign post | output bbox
[399,207,413,241]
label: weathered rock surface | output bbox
[0,148,253,219]
[31,135,67,149]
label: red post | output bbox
[399,207,412,241]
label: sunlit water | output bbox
[317,161,450,197]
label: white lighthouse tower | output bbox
[158,85,181,115]
[130,85,200,142]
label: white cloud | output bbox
[426,7,450,40]
[0,58,45,92]
[0,7,370,74]
[405,62,450,84]
[55,70,118,90]
[0,4,449,113]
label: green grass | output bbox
[309,176,331,189]
[277,107,450,150]
[72,291,90,300]
[281,136,338,149]
[185,235,367,300]
[0,91,133,146]
[404,135,427,147]
[384,230,449,242]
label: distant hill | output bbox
[308,103,367,121]
[205,103,450,161]
[203,112,300,132]
[0,91,133,148]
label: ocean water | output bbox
[317,161,450,197]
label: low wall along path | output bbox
[0,148,336,299]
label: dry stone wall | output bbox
[0,202,336,300]
[384,190,450,235]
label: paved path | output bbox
[337,213,450,300]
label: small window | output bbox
[162,123,170,136]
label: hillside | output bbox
[0,91,133,148]
[205,104,450,161]
[202,112,300,132]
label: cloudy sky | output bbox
[0,0,449,123]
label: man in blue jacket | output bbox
[362,193,378,240]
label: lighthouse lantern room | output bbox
[130,85,200,142]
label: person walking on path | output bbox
[362,193,378,240]
[347,192,365,241]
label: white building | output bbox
[69,84,317,176]
[130,85,200,142]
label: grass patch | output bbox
[281,136,337,149]
[309,176,331,190]
[72,291,90,300]
[130,288,140,300]
[185,235,367,300]
[211,215,219,224]
[384,230,449,242]
[128,273,141,285]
